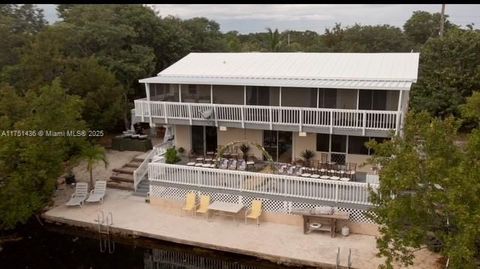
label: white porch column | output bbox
[179,84,182,102]
[210,85,213,104]
[145,83,153,127]
[316,88,320,108]
[279,87,282,106]
[244,86,247,105]
[396,90,404,135]
[356,89,360,109]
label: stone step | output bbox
[112,167,135,175]
[110,174,134,183]
[107,181,133,191]
[125,161,142,168]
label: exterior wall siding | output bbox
[217,127,263,159]
[173,125,192,152]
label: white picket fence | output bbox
[148,163,378,206]
[134,99,400,133]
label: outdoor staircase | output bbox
[108,155,151,197]
[133,179,150,197]
[108,157,144,191]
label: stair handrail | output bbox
[133,141,172,191]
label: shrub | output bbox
[165,147,181,164]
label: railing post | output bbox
[241,106,245,128]
[362,111,366,136]
[214,105,218,127]
[269,107,273,130]
[163,103,168,124]
[141,101,145,122]
[299,108,303,132]
[188,103,192,125]
[335,183,339,203]
[395,111,401,135]
[329,111,333,134]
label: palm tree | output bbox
[266,27,282,52]
[80,144,108,190]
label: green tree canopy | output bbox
[323,23,412,52]
[410,28,480,119]
[367,111,480,268]
[0,4,46,72]
[403,10,457,47]
[0,80,88,229]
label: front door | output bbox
[191,126,217,156]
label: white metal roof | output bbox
[139,52,420,91]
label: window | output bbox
[359,90,387,110]
[348,136,370,155]
[316,133,329,152]
[331,135,347,152]
[318,88,337,108]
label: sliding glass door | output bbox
[263,131,292,163]
[191,126,217,156]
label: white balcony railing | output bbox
[149,163,378,206]
[135,99,401,133]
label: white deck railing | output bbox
[134,99,400,133]
[148,163,378,206]
[133,141,172,191]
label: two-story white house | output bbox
[134,52,418,171]
[131,52,419,232]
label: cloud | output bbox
[38,4,480,33]
[149,4,480,33]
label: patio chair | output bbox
[65,182,89,207]
[220,159,229,169]
[85,181,107,204]
[228,159,237,170]
[195,195,210,218]
[182,192,198,216]
[238,160,247,171]
[245,200,263,226]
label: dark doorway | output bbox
[263,130,292,162]
[191,126,217,156]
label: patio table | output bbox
[187,162,195,166]
[208,201,244,224]
[195,163,203,167]
[310,174,320,179]
[330,176,340,180]
[301,173,311,177]
[196,157,204,161]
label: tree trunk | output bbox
[89,168,94,190]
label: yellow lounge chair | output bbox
[245,200,262,225]
[182,192,197,216]
[196,195,211,219]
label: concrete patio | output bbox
[43,188,441,269]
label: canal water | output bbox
[0,220,313,269]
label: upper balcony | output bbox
[134,84,402,137]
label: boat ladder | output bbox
[95,210,115,254]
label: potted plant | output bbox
[301,150,316,167]
[165,147,181,164]
[240,144,250,161]
[177,147,185,156]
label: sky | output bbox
[39,4,480,34]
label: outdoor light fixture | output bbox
[219,126,227,131]
[299,132,307,137]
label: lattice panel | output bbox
[149,186,375,223]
